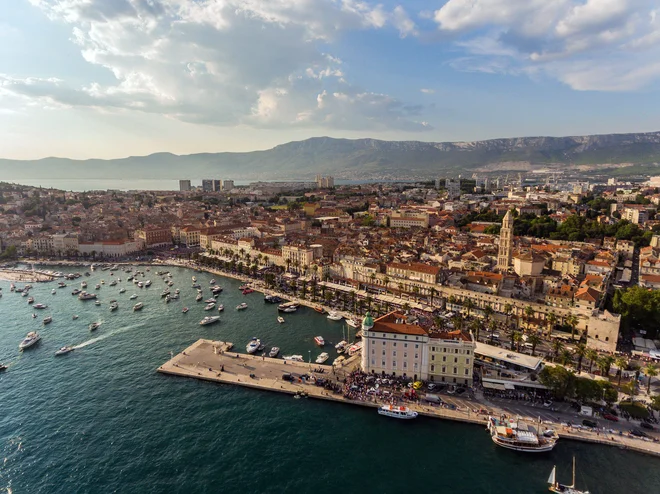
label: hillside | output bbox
[2,131,660,181]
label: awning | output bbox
[504,383,516,390]
[483,382,507,390]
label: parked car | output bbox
[543,400,553,408]
[582,419,598,428]
[640,422,655,430]
[602,413,619,422]
[630,428,650,438]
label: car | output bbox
[630,428,650,438]
[455,387,466,395]
[640,422,655,430]
[281,373,294,382]
[582,419,598,428]
[427,383,438,391]
[543,400,553,408]
[602,413,619,422]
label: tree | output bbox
[551,339,564,361]
[524,305,535,331]
[651,394,660,411]
[511,330,522,351]
[527,334,542,356]
[644,363,658,395]
[598,355,615,377]
[464,298,475,318]
[566,314,579,340]
[621,380,638,402]
[546,312,558,337]
[469,319,481,341]
[538,366,576,400]
[430,287,437,306]
[586,348,599,374]
[504,303,513,328]
[573,344,587,373]
[615,357,629,386]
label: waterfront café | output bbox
[474,342,547,392]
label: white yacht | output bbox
[315,352,329,364]
[346,319,359,328]
[19,332,41,350]
[89,322,102,331]
[196,293,203,302]
[283,355,304,362]
[277,316,285,324]
[217,304,224,312]
[145,280,152,287]
[269,347,280,358]
[133,302,144,311]
[43,316,53,325]
[51,289,56,295]
[236,303,248,310]
[314,336,325,346]
[119,288,126,294]
[204,302,216,311]
[327,311,343,321]
[138,282,144,288]
[199,316,220,326]
[95,300,101,306]
[246,338,260,354]
[129,294,138,300]
[334,340,348,353]
[378,405,418,420]
[55,346,74,356]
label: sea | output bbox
[1,265,659,494]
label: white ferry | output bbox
[378,405,418,420]
[487,416,557,453]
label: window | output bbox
[431,355,435,361]
[393,361,397,367]
[442,366,446,373]
[414,363,418,370]
[382,350,385,356]
[431,365,435,372]
[393,351,397,357]
[465,358,470,365]
[371,359,375,365]
[432,346,436,352]
[415,354,419,359]
[605,337,609,342]
[371,349,375,354]
[404,343,408,348]
[403,362,407,368]
[393,342,397,347]
[465,369,469,375]
[466,350,470,356]
[382,333,386,337]
[453,367,457,374]
[382,360,386,367]
[442,356,446,362]
[382,341,385,346]
[443,348,447,353]
[404,336,408,340]
[404,353,408,358]
[415,344,419,349]
[455,349,458,354]
[454,357,458,363]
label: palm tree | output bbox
[566,314,579,341]
[403,302,411,313]
[622,380,637,403]
[527,334,542,356]
[469,319,481,341]
[559,349,573,366]
[573,344,587,373]
[598,355,615,377]
[488,319,498,343]
[483,304,494,324]
[512,331,523,352]
[412,285,420,302]
[504,303,513,328]
[551,339,564,361]
[383,275,390,294]
[464,298,475,318]
[586,348,599,374]
[615,356,628,386]
[645,363,658,395]
[524,305,534,331]
[546,312,558,337]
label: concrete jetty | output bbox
[0,268,56,283]
[158,339,660,458]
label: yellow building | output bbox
[427,330,475,386]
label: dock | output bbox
[159,339,660,458]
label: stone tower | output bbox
[497,210,513,271]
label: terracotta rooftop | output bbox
[372,312,428,336]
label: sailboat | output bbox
[548,457,590,494]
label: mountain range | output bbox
[2,131,660,182]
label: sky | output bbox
[1,0,660,159]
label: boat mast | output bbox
[571,456,576,488]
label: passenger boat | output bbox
[246,338,261,354]
[34,303,48,309]
[133,302,144,311]
[283,355,304,362]
[314,336,325,346]
[327,311,343,321]
[378,405,418,420]
[19,332,41,350]
[548,457,590,494]
[43,316,53,325]
[129,294,138,300]
[334,340,347,353]
[204,303,216,311]
[89,322,101,331]
[182,307,189,314]
[346,319,359,328]
[487,416,557,453]
[277,316,285,324]
[236,303,248,310]
[315,352,329,364]
[55,346,74,356]
[199,316,220,326]
[79,291,97,300]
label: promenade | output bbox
[159,339,660,458]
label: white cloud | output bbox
[8,0,430,131]
[433,0,660,91]
[420,88,435,94]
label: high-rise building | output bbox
[496,210,513,271]
[445,178,461,199]
[222,180,234,191]
[315,174,335,188]
[213,180,222,192]
[179,180,191,192]
[202,179,214,192]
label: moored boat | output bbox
[315,352,329,364]
[19,331,41,350]
[327,311,343,321]
[334,340,347,353]
[346,319,359,328]
[27,297,34,304]
[89,322,101,331]
[487,416,557,453]
[204,302,216,311]
[78,291,97,300]
[182,307,189,313]
[43,316,53,325]
[199,316,220,326]
[378,405,418,420]
[314,336,325,346]
[246,337,260,354]
[110,302,118,311]
[314,306,324,314]
[133,302,144,311]
[348,341,363,356]
[242,288,254,295]
[129,294,138,300]
[34,303,48,309]
[217,304,224,312]
[283,355,303,362]
[269,347,280,358]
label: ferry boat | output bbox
[348,341,363,356]
[79,292,97,300]
[246,338,261,354]
[283,355,303,362]
[378,405,418,420]
[133,302,144,311]
[236,303,248,310]
[19,331,41,350]
[277,316,285,324]
[269,347,280,357]
[335,340,347,353]
[199,316,220,326]
[34,303,48,309]
[327,311,343,321]
[55,346,74,356]
[346,319,359,328]
[487,416,557,453]
[204,302,216,311]
[43,316,53,325]
[548,457,590,494]
[314,336,325,346]
[315,352,329,364]
[89,322,102,331]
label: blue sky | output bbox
[1,0,659,159]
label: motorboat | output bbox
[217,304,224,312]
[127,276,133,282]
[269,347,280,358]
[277,316,285,324]
[334,340,347,353]
[169,293,179,300]
[0,363,7,371]
[43,316,53,325]
[264,294,282,303]
[95,284,101,290]
[182,307,189,313]
[109,280,117,287]
[548,457,590,494]
[315,352,329,364]
[487,416,557,453]
[19,332,41,350]
[27,297,34,304]
[101,279,106,284]
[175,289,180,294]
[51,289,57,295]
[138,282,144,288]
[22,291,28,297]
[327,311,343,321]
[110,302,119,311]
[79,292,96,300]
[133,302,144,311]
[167,281,174,287]
[196,294,203,302]
[199,316,220,326]
[236,303,248,310]
[191,283,201,289]
[58,281,67,288]
[210,279,216,284]
[346,319,359,328]
[278,301,299,312]
[314,306,324,314]
[314,336,325,346]
[242,288,254,295]
[204,303,216,311]
[204,298,216,304]
[129,294,138,300]
[55,346,74,356]
[34,303,48,309]
[378,405,418,420]
[72,288,81,295]
[192,276,197,282]
[81,281,87,288]
[283,355,303,362]
[211,286,223,294]
[89,322,102,331]
[246,338,260,354]
[95,300,101,306]
[119,288,126,293]
[348,341,363,356]
[72,315,79,320]
[145,280,152,287]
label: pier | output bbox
[158,339,660,458]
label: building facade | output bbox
[427,329,476,386]
[496,210,513,271]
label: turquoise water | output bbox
[1,266,659,493]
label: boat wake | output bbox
[72,323,143,349]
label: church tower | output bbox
[497,210,513,271]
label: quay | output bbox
[0,268,56,283]
[159,339,660,458]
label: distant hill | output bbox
[2,131,660,181]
